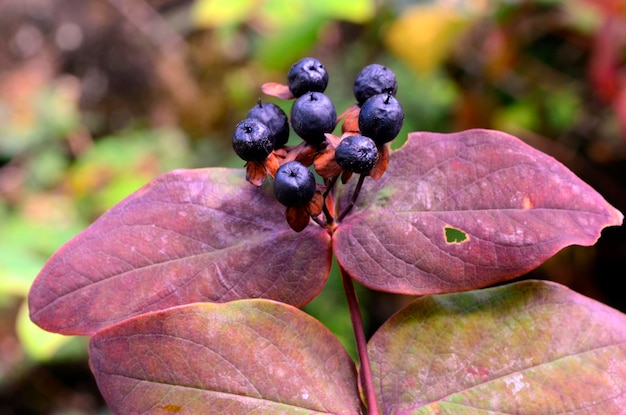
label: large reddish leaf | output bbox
[29,168,332,335]
[368,280,626,414]
[89,300,362,414]
[333,129,623,295]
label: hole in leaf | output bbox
[444,226,469,244]
[523,196,533,209]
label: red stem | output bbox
[339,265,380,415]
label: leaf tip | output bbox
[611,206,624,227]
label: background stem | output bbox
[339,265,380,415]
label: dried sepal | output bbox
[285,191,324,232]
[285,206,310,232]
[338,104,360,134]
[245,161,268,186]
[265,152,280,178]
[323,133,343,149]
[244,152,283,185]
[314,149,342,179]
[307,191,324,217]
[277,142,318,167]
[325,191,336,221]
[294,144,320,167]
[273,147,288,159]
[261,82,295,100]
[369,144,389,181]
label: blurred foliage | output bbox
[385,2,471,74]
[193,0,375,69]
[1,0,626,413]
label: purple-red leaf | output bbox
[368,280,626,414]
[29,168,332,335]
[334,129,623,295]
[89,300,362,414]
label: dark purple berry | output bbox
[247,99,290,148]
[273,161,316,207]
[358,93,404,145]
[287,57,329,98]
[353,64,398,105]
[335,135,379,174]
[232,118,273,162]
[290,92,337,145]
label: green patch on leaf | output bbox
[444,225,468,244]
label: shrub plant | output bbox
[29,58,625,414]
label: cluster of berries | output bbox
[232,57,404,232]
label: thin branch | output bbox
[339,265,379,415]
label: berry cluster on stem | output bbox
[232,58,404,233]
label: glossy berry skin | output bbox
[353,64,398,105]
[232,118,274,162]
[273,161,316,207]
[335,135,379,174]
[291,92,337,145]
[247,100,290,148]
[358,93,404,145]
[287,57,329,98]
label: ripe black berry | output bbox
[232,118,274,162]
[287,57,329,98]
[247,100,290,148]
[273,161,316,207]
[358,93,404,145]
[353,64,398,105]
[291,92,337,145]
[335,135,379,174]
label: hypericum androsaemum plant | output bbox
[29,58,626,415]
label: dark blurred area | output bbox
[1,0,625,413]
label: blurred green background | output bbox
[2,0,626,413]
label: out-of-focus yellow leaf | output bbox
[260,0,307,29]
[310,0,374,23]
[16,301,77,362]
[68,128,188,214]
[192,0,257,27]
[384,4,470,74]
[0,253,43,297]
